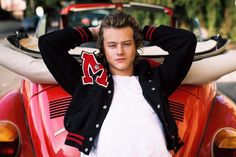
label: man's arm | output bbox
[142,25,197,96]
[38,27,93,95]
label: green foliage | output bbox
[44,0,60,7]
[155,0,236,42]
[33,0,236,42]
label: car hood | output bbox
[21,79,217,157]
[22,80,81,157]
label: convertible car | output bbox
[0,2,236,157]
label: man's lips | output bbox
[115,58,126,62]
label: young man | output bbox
[39,12,197,156]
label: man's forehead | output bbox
[103,27,134,43]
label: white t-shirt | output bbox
[82,75,171,157]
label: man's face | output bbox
[103,26,136,76]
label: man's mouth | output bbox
[115,58,126,62]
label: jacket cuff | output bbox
[142,25,157,41]
[74,27,94,43]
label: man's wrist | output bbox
[88,27,98,40]
[89,25,100,40]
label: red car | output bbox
[1,2,236,157]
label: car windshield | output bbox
[67,7,171,28]
[68,9,113,27]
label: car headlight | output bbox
[0,121,20,157]
[211,127,236,157]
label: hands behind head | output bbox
[89,25,100,40]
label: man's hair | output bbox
[97,11,143,52]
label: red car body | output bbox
[0,2,236,157]
[1,79,236,156]
[59,2,175,28]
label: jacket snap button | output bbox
[89,137,93,141]
[108,90,112,94]
[157,104,160,108]
[151,87,156,91]
[103,105,107,109]
[148,79,152,82]
[172,135,175,139]
[95,124,100,128]
[66,121,70,128]
[85,148,89,152]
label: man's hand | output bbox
[89,26,100,40]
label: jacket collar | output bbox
[134,59,152,80]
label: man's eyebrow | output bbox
[106,42,116,44]
[106,40,133,44]
[122,40,132,43]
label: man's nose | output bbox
[116,44,124,55]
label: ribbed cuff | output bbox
[142,25,156,41]
[74,27,94,43]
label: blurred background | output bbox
[0,0,236,43]
[1,0,236,43]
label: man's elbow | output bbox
[186,32,197,56]
[188,32,197,49]
[38,35,47,50]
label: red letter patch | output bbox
[81,51,108,88]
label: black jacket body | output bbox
[39,25,197,155]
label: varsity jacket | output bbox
[39,25,197,155]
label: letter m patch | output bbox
[81,51,108,88]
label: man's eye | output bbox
[123,43,131,47]
[108,45,116,48]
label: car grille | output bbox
[49,97,72,119]
[168,100,185,122]
[48,97,185,121]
